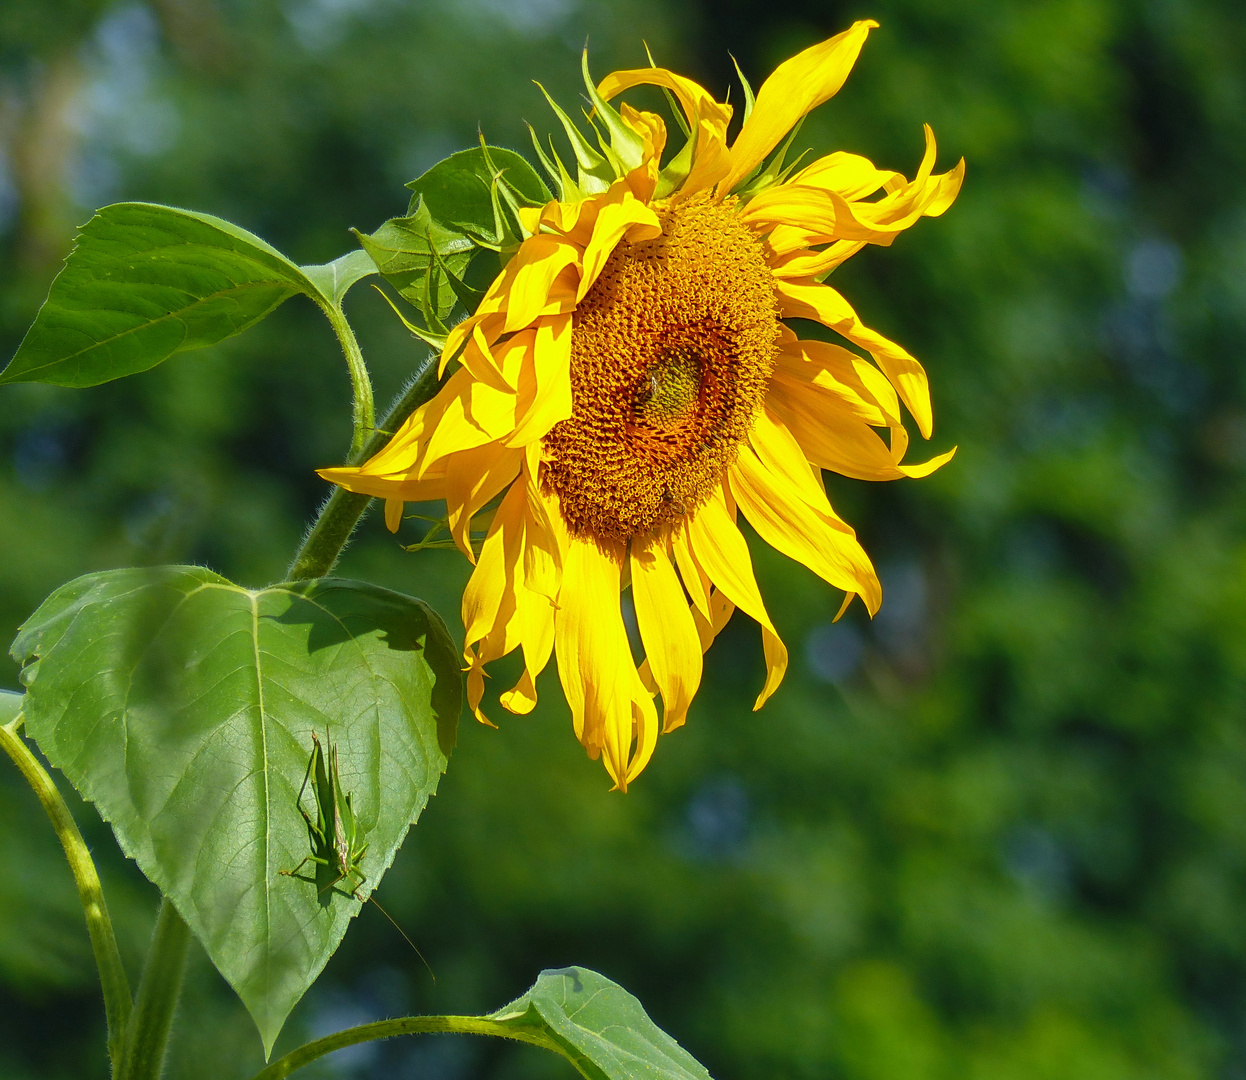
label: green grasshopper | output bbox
[281,731,368,905]
[280,731,436,979]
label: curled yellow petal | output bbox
[776,278,934,438]
[721,19,878,193]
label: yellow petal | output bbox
[731,428,881,612]
[631,536,702,732]
[418,366,520,476]
[791,150,902,201]
[776,279,934,438]
[509,313,574,447]
[576,186,661,301]
[671,521,712,621]
[721,20,877,193]
[444,443,523,559]
[316,463,446,503]
[500,584,556,715]
[687,486,788,709]
[678,119,734,200]
[768,376,955,482]
[502,235,582,332]
[517,479,559,604]
[553,534,659,790]
[692,588,735,653]
[598,66,733,144]
[500,667,539,715]
[461,481,528,723]
[620,103,667,161]
[768,239,866,278]
[750,129,964,254]
[776,336,901,427]
[384,498,404,533]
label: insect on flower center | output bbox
[542,194,780,543]
[634,348,702,426]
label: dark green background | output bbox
[2,0,1244,1077]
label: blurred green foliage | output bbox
[1,0,1245,1077]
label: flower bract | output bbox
[321,20,963,789]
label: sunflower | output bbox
[321,20,963,790]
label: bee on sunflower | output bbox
[321,19,963,790]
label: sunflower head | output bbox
[322,21,964,790]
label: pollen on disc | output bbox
[543,193,781,544]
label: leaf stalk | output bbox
[250,1015,584,1080]
[117,898,192,1080]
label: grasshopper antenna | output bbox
[366,894,436,983]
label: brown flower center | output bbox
[541,194,780,543]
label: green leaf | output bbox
[354,208,474,324]
[404,145,551,246]
[11,566,461,1056]
[0,203,330,388]
[491,967,714,1080]
[299,248,378,308]
[0,690,21,726]
[357,146,549,337]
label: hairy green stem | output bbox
[287,350,443,581]
[250,1015,582,1080]
[0,719,133,1076]
[318,300,375,460]
[117,898,192,1080]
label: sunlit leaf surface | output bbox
[492,967,713,1080]
[11,567,460,1055]
[0,204,325,387]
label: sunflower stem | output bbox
[248,1015,582,1080]
[0,719,133,1076]
[318,299,375,461]
[117,898,191,1080]
[287,351,443,581]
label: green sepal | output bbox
[360,144,549,340]
[731,54,756,126]
[580,48,646,174]
[372,287,449,353]
[735,117,810,199]
[354,208,472,328]
[403,144,550,248]
[529,124,580,204]
[535,81,614,195]
[655,128,695,199]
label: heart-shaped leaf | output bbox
[11,567,460,1055]
[0,203,362,388]
[491,967,713,1080]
